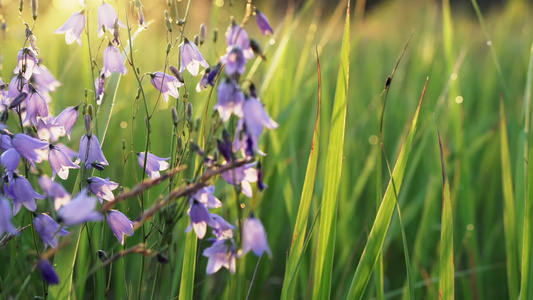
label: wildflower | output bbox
[203,238,236,274]
[221,46,246,76]
[37,118,64,142]
[107,210,134,245]
[39,175,71,210]
[1,148,20,172]
[254,8,273,36]
[191,186,222,208]
[7,74,28,103]
[34,213,69,249]
[242,214,271,257]
[48,144,79,180]
[37,259,59,285]
[78,134,108,169]
[97,3,125,38]
[211,214,235,239]
[6,174,45,215]
[226,23,254,59]
[186,199,214,239]
[215,80,244,122]
[179,38,209,76]
[150,72,182,103]
[14,48,40,80]
[137,152,169,179]
[103,44,127,77]
[0,197,18,237]
[11,133,48,165]
[54,10,86,46]
[54,106,79,139]
[134,0,147,29]
[33,64,61,93]
[221,163,258,198]
[24,87,49,125]
[87,176,118,203]
[57,189,103,226]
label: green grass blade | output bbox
[347,80,427,300]
[312,2,350,299]
[500,99,520,300]
[280,48,321,300]
[436,119,454,300]
[178,231,197,300]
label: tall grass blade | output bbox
[311,2,350,299]
[346,80,428,300]
[280,48,322,300]
[436,118,454,300]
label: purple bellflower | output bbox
[137,152,170,179]
[7,74,28,103]
[191,186,222,208]
[0,197,18,237]
[24,88,50,125]
[6,174,45,215]
[57,189,103,226]
[211,214,235,240]
[0,133,12,151]
[39,175,71,210]
[215,80,244,122]
[203,238,236,274]
[107,210,134,245]
[14,48,40,80]
[97,3,126,38]
[1,148,20,172]
[150,72,182,102]
[87,176,118,203]
[48,144,79,180]
[221,46,246,76]
[11,133,48,165]
[103,44,127,77]
[54,10,86,46]
[226,24,254,59]
[34,213,69,249]
[179,38,209,76]
[242,214,271,257]
[37,259,60,285]
[54,106,79,140]
[33,64,61,93]
[186,199,215,239]
[78,134,109,169]
[37,118,64,142]
[221,163,258,198]
[254,8,274,36]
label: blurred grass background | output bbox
[1,0,533,298]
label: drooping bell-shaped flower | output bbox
[24,87,49,125]
[34,213,69,249]
[39,175,71,211]
[150,72,182,102]
[6,174,45,215]
[97,3,125,38]
[191,186,222,208]
[54,106,79,140]
[78,134,108,169]
[107,210,134,245]
[203,238,236,274]
[137,152,169,179]
[14,48,40,80]
[103,44,127,77]
[186,199,214,239]
[37,118,64,142]
[1,148,20,172]
[225,23,254,59]
[87,176,118,203]
[221,162,258,198]
[57,189,103,226]
[37,259,59,285]
[254,8,273,36]
[242,214,271,257]
[7,74,28,103]
[179,38,209,76]
[221,46,246,76]
[48,144,79,180]
[54,10,86,46]
[11,133,48,165]
[33,64,61,93]
[0,197,18,237]
[215,80,244,122]
[211,214,235,240]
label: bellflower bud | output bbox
[186,102,193,120]
[199,23,206,45]
[84,114,92,137]
[171,106,179,125]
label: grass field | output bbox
[1,0,533,299]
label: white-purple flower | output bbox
[254,9,273,36]
[48,144,79,180]
[54,10,86,46]
[0,197,18,237]
[107,210,134,245]
[14,48,40,80]
[137,152,169,179]
[24,88,50,125]
[6,174,45,215]
[179,38,209,76]
[242,214,271,257]
[11,133,48,165]
[191,186,222,208]
[54,106,79,139]
[33,64,61,93]
[57,189,103,226]
[78,135,108,169]
[211,214,235,240]
[203,239,236,274]
[221,47,246,76]
[34,213,69,249]
[221,163,258,198]
[186,199,215,239]
[39,175,71,211]
[215,80,244,122]
[225,24,254,59]
[37,118,64,142]
[87,176,118,203]
[97,3,126,38]
[150,72,182,103]
[7,74,28,103]
[103,44,127,77]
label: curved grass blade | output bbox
[280,47,321,300]
[347,79,428,300]
[436,117,454,300]
[312,2,350,299]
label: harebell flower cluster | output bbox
[0,0,277,295]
